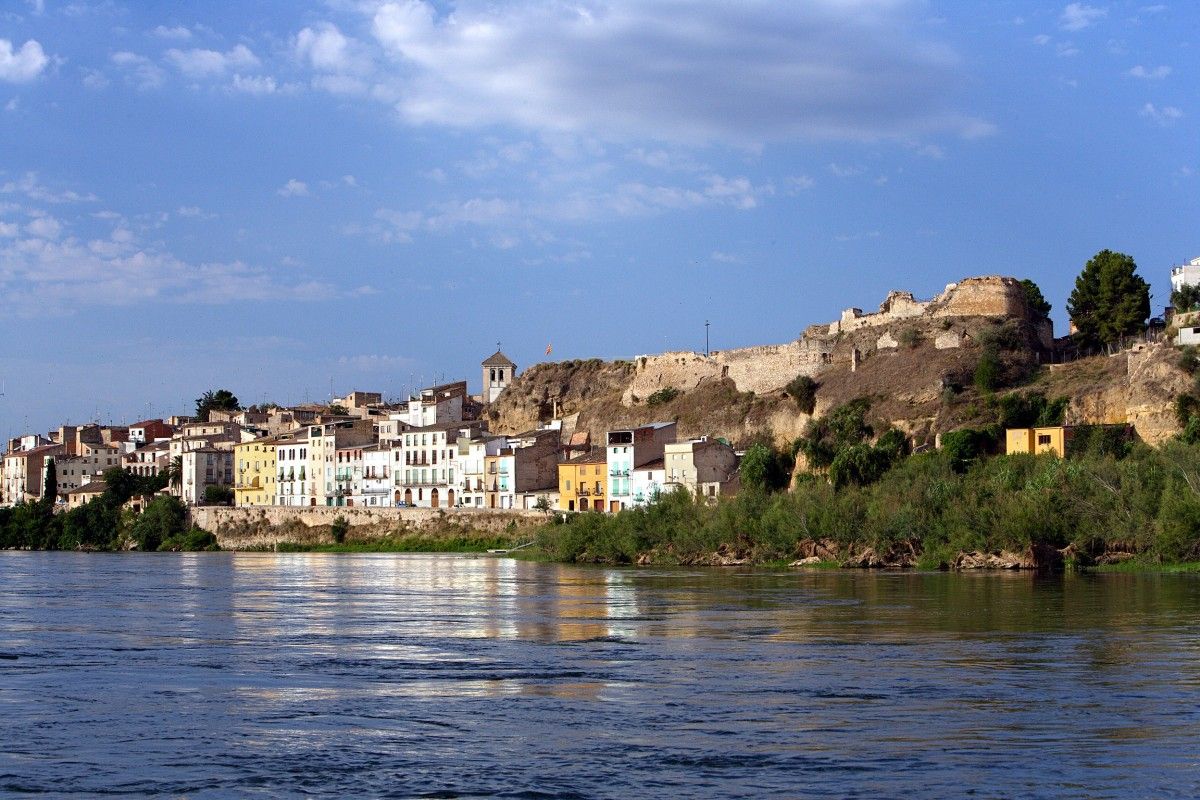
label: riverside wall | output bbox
[190,506,545,550]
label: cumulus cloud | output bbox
[358,0,991,144]
[1127,65,1171,79]
[277,179,310,197]
[0,39,49,83]
[1059,3,1106,32]
[295,23,373,75]
[165,44,258,78]
[231,74,279,94]
[1140,102,1183,126]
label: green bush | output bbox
[785,375,819,414]
[331,515,349,544]
[129,495,189,551]
[647,387,681,406]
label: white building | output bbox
[306,419,376,507]
[606,422,677,511]
[180,447,233,505]
[357,444,393,507]
[1170,256,1200,296]
[274,432,311,507]
[406,381,467,427]
[397,423,460,508]
[333,444,365,507]
[456,430,504,508]
[630,459,666,508]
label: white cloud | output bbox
[1033,34,1052,45]
[4,97,17,112]
[295,23,372,75]
[828,163,867,177]
[1127,65,1171,79]
[0,227,337,309]
[786,175,815,193]
[111,51,166,90]
[152,25,192,41]
[165,44,258,78]
[0,39,49,83]
[1140,102,1183,126]
[338,354,413,371]
[25,215,63,240]
[1056,42,1080,57]
[711,251,744,264]
[362,1,991,144]
[0,221,19,237]
[231,74,279,95]
[81,68,109,89]
[1059,3,1106,32]
[277,179,310,197]
[1,172,97,203]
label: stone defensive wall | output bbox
[191,505,544,550]
[621,276,1036,404]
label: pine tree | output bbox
[1066,250,1150,349]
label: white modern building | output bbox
[356,444,393,507]
[1170,256,1200,296]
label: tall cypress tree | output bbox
[42,458,58,506]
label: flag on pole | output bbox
[545,343,553,355]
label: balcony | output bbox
[577,487,591,496]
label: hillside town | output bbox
[0,350,740,515]
[5,257,1200,519]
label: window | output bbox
[565,480,572,491]
[1037,434,1052,445]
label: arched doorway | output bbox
[403,488,412,506]
[394,490,402,505]
[430,488,439,509]
[447,489,455,507]
[579,498,588,511]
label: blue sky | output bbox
[0,0,1196,436]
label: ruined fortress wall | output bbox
[931,276,1028,319]
[619,276,1034,407]
[621,341,826,404]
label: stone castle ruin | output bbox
[621,276,1051,405]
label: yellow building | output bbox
[234,436,277,506]
[558,449,608,512]
[1005,426,1068,458]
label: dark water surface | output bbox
[1,553,1198,798]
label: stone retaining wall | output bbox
[190,506,545,550]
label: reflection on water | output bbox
[1,553,1199,798]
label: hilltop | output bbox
[492,276,1187,448]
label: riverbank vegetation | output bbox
[536,392,1200,569]
[0,467,216,552]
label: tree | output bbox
[203,484,234,505]
[164,456,183,491]
[195,389,241,421]
[129,495,189,551]
[1171,284,1200,314]
[327,403,350,416]
[1066,250,1150,349]
[42,458,58,506]
[739,443,791,493]
[1020,279,1052,318]
[785,375,819,414]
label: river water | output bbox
[1,553,1198,798]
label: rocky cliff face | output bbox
[490,277,1186,448]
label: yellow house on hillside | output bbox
[1005,426,1069,458]
[558,449,608,512]
[235,436,277,506]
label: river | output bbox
[1,553,1198,798]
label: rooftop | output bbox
[482,350,516,367]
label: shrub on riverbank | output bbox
[536,442,1200,566]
